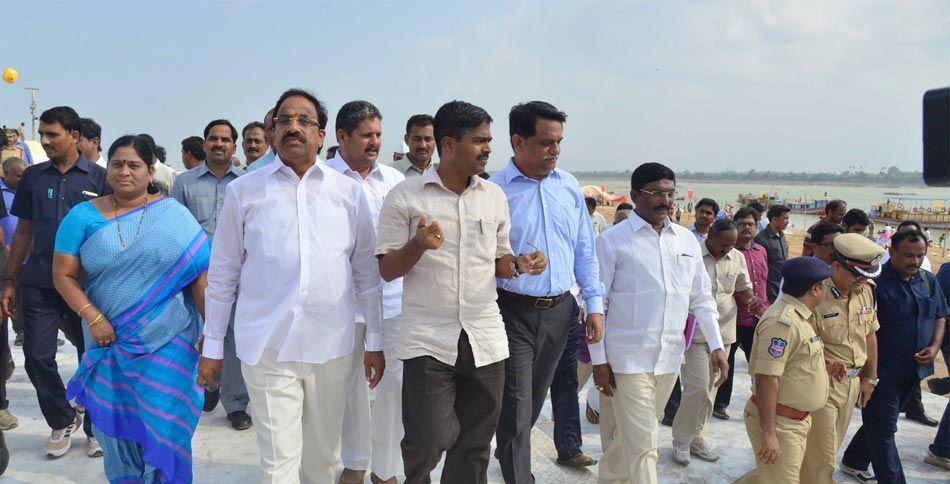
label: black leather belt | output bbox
[498,289,571,309]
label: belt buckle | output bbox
[534,297,555,309]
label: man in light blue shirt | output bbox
[246,109,277,172]
[490,101,605,481]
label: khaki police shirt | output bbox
[749,294,829,412]
[812,278,879,368]
[695,244,752,346]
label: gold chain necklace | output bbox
[113,194,149,249]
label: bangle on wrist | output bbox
[78,303,94,320]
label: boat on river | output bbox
[869,197,950,229]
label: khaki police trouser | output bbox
[800,375,861,483]
[738,399,811,484]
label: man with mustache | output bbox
[840,229,947,483]
[490,101,604,482]
[199,89,383,483]
[592,162,726,484]
[755,205,791,304]
[171,119,250,430]
[376,100,545,483]
[241,121,269,169]
[326,100,405,484]
[689,198,718,241]
[1,106,110,458]
[391,114,436,178]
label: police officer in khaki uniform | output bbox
[800,234,886,483]
[740,257,831,484]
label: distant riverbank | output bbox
[579,177,928,189]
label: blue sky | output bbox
[3,1,948,173]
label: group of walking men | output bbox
[0,86,946,484]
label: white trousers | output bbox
[242,349,352,484]
[369,353,404,480]
[598,372,677,484]
[341,323,372,470]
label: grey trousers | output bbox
[494,292,575,483]
[214,313,249,414]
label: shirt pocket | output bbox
[806,337,824,370]
[818,315,848,344]
[717,269,737,293]
[191,195,215,226]
[858,312,875,334]
[466,215,497,260]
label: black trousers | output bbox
[21,284,91,434]
[401,331,505,484]
[494,292,574,483]
[714,326,756,411]
[550,304,582,461]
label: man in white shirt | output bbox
[327,100,406,484]
[592,162,728,484]
[390,114,436,179]
[376,101,546,483]
[197,89,384,484]
[78,118,107,168]
[586,197,608,236]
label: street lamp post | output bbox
[24,86,39,140]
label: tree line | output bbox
[573,166,926,185]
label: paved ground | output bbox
[0,340,946,483]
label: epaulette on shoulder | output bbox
[777,304,795,326]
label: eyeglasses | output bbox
[274,114,320,128]
[638,188,677,199]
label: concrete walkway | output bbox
[0,341,946,483]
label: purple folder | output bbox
[684,315,696,349]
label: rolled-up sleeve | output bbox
[203,184,243,359]
[495,196,514,259]
[352,186,383,351]
[573,188,605,314]
[590,234,616,365]
[375,188,410,257]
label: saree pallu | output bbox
[66,199,211,483]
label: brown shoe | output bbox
[556,453,598,467]
[370,473,398,484]
[338,468,366,484]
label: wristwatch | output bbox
[512,256,526,278]
[865,378,879,387]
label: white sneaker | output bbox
[87,437,103,458]
[672,442,691,465]
[924,449,950,470]
[44,413,82,458]
[839,463,877,482]
[690,441,720,462]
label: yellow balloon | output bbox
[2,68,17,84]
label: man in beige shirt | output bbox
[376,101,545,484]
[672,219,760,465]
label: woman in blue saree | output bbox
[52,134,210,483]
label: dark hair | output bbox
[509,101,566,143]
[39,106,82,133]
[810,221,844,245]
[630,162,675,191]
[272,88,329,129]
[892,228,927,248]
[336,101,382,135]
[709,219,737,236]
[181,136,206,161]
[242,121,266,139]
[843,208,870,227]
[767,204,791,220]
[326,145,340,159]
[616,202,633,211]
[405,114,434,134]
[155,145,167,164]
[896,220,922,232]
[585,197,597,210]
[734,207,758,222]
[826,199,847,214]
[783,278,820,298]
[433,100,493,157]
[204,119,238,141]
[695,198,719,214]
[79,118,102,151]
[747,201,766,214]
[107,134,156,168]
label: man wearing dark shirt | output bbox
[0,107,110,459]
[754,204,790,303]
